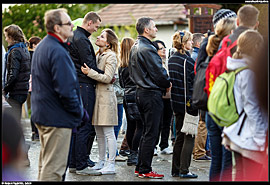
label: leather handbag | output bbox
[181,58,199,137]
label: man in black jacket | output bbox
[67,11,103,176]
[129,17,171,179]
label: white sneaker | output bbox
[115,155,128,161]
[98,163,115,175]
[91,160,105,170]
[160,147,173,155]
[153,148,158,156]
[76,167,102,176]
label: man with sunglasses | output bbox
[31,8,87,181]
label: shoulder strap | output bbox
[183,58,187,113]
[235,66,248,74]
[205,56,211,64]
[221,35,238,50]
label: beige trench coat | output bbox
[87,50,118,126]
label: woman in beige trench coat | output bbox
[81,29,119,175]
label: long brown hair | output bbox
[120,37,135,67]
[97,28,120,65]
[4,24,27,44]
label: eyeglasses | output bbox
[58,21,72,26]
[158,47,166,50]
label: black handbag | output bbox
[191,56,210,111]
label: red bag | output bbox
[204,35,237,97]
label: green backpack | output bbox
[207,66,248,127]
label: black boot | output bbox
[127,150,137,166]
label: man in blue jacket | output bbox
[31,8,98,181]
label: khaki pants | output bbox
[192,117,207,159]
[35,124,71,181]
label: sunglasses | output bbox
[179,31,185,43]
[158,46,166,50]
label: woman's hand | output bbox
[81,63,90,75]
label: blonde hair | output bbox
[172,30,193,54]
[237,5,259,28]
[232,30,263,59]
[206,18,236,57]
[120,37,135,68]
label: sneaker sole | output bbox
[76,172,102,176]
[138,175,164,179]
[193,159,211,162]
[101,171,116,175]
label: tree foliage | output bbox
[2,4,108,46]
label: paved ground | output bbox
[21,118,211,182]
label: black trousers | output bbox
[155,98,173,150]
[171,112,195,175]
[123,99,143,152]
[135,88,164,174]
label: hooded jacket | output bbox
[222,56,268,151]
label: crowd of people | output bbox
[2,4,268,182]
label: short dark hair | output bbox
[83,11,101,24]
[136,17,153,35]
[192,33,205,47]
[28,36,42,49]
[153,40,166,50]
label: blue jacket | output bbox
[31,34,83,128]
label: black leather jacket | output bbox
[4,46,31,95]
[129,36,170,92]
[67,26,103,85]
[119,66,137,102]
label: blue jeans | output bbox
[114,104,123,140]
[75,83,96,170]
[114,103,123,156]
[205,112,232,181]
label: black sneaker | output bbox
[194,155,211,161]
[87,158,96,167]
[31,133,40,141]
[127,151,137,166]
[119,149,130,156]
[179,172,198,178]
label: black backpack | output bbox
[191,56,210,111]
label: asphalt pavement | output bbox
[20,118,211,182]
